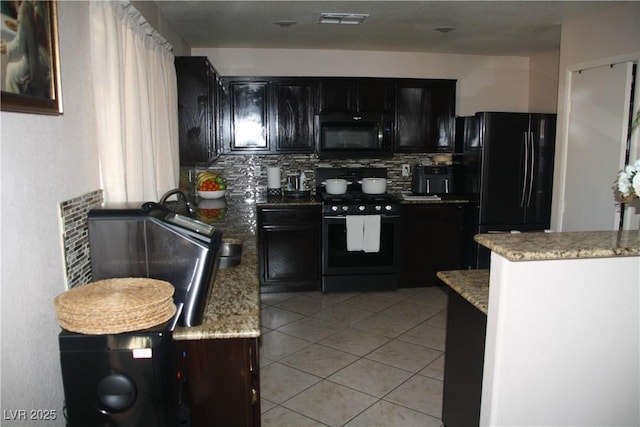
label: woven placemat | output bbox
[54,278,176,334]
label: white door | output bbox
[562,62,634,231]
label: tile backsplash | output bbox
[181,153,447,198]
[60,189,103,289]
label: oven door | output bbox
[322,214,399,275]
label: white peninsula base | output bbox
[481,251,639,426]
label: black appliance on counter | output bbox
[457,112,556,268]
[59,323,179,427]
[59,202,221,426]
[87,201,223,327]
[412,164,454,195]
[316,167,400,292]
[315,113,394,159]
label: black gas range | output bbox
[315,167,401,213]
[315,167,400,293]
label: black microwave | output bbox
[316,113,394,159]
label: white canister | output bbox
[267,167,281,189]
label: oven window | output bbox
[321,124,378,151]
[324,221,396,269]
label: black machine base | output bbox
[59,325,179,427]
[322,274,398,293]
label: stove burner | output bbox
[318,192,398,203]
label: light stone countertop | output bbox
[437,269,490,314]
[475,230,640,262]
[174,198,260,340]
[173,235,259,340]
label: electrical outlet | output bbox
[402,164,410,177]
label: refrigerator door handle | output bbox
[521,131,529,207]
[527,131,535,207]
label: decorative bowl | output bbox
[197,190,226,199]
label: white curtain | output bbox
[90,1,179,203]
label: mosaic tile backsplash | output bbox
[181,153,449,198]
[60,189,104,289]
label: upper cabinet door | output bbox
[395,80,456,152]
[318,79,356,113]
[228,80,270,151]
[175,56,218,165]
[318,78,395,114]
[358,80,394,113]
[272,80,316,152]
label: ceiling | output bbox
[153,1,624,56]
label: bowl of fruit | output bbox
[196,171,227,199]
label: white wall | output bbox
[551,2,640,231]
[0,3,98,425]
[0,1,188,425]
[194,47,532,116]
[529,50,559,113]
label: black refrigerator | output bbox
[456,112,556,268]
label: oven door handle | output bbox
[324,215,400,220]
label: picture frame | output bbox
[1,0,62,115]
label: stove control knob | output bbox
[385,205,392,211]
[358,205,366,212]
[331,205,338,212]
[342,206,349,212]
[375,205,382,211]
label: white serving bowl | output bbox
[197,190,226,199]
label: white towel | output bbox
[363,215,381,253]
[346,216,365,251]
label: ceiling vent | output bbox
[318,13,369,25]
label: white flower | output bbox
[616,158,640,202]
[633,169,640,196]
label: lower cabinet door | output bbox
[176,338,260,427]
[258,205,321,293]
[260,224,320,292]
[400,204,464,287]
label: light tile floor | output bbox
[259,286,449,427]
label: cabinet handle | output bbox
[251,388,258,404]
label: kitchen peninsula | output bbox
[438,230,640,427]
[173,198,261,427]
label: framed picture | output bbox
[1,0,62,115]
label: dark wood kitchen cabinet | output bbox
[221,78,315,153]
[272,79,316,153]
[395,79,457,152]
[224,79,270,152]
[175,56,221,165]
[318,78,395,114]
[399,203,464,287]
[258,205,321,292]
[176,337,260,427]
[442,289,486,427]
